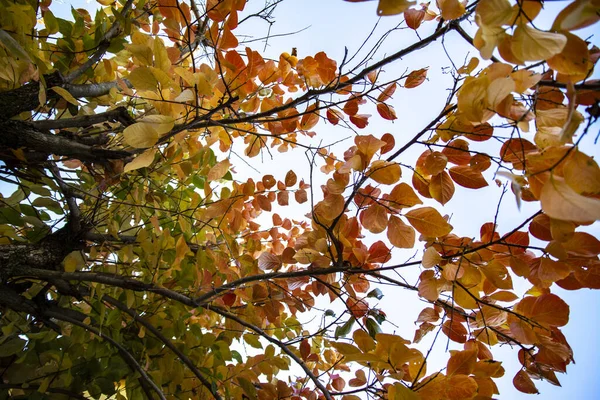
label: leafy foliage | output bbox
[0,0,599,399]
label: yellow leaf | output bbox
[486,76,515,110]
[207,159,230,181]
[405,207,453,237]
[123,122,159,148]
[353,329,376,352]
[127,67,159,91]
[476,0,514,26]
[388,383,420,400]
[552,0,600,31]
[0,29,32,63]
[511,24,567,62]
[422,246,442,269]
[437,0,466,20]
[63,251,84,273]
[563,151,600,194]
[540,176,600,222]
[457,76,489,123]
[473,23,506,60]
[140,114,175,135]
[124,149,156,172]
[547,32,592,78]
[153,37,171,72]
[377,0,416,16]
[51,86,78,106]
[368,160,401,185]
[195,72,214,96]
[174,88,195,103]
[511,70,542,93]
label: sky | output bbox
[35,0,600,398]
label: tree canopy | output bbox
[0,0,599,398]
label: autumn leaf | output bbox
[377,0,416,16]
[405,207,453,237]
[449,166,488,189]
[511,24,567,62]
[207,159,231,181]
[387,215,416,248]
[368,160,401,185]
[124,149,156,172]
[540,176,600,222]
[405,68,428,88]
[123,122,159,148]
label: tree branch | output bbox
[64,0,135,83]
[32,106,134,130]
[0,119,131,162]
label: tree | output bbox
[0,0,599,398]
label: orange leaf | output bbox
[349,114,370,129]
[513,370,539,394]
[285,170,297,187]
[404,8,426,29]
[405,68,428,88]
[377,83,397,102]
[387,182,423,210]
[447,349,478,376]
[300,103,320,130]
[429,171,455,205]
[442,319,468,343]
[449,166,488,189]
[361,203,389,234]
[387,215,416,248]
[295,188,308,204]
[258,252,282,271]
[380,133,395,154]
[529,293,570,327]
[377,0,416,16]
[376,103,398,120]
[405,207,453,237]
[368,160,401,185]
[446,375,478,400]
[423,151,448,175]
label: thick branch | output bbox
[538,80,600,91]
[32,106,134,131]
[0,119,131,162]
[65,0,135,83]
[64,79,132,98]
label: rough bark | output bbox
[0,119,131,162]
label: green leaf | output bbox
[366,318,382,339]
[0,337,26,357]
[367,288,384,300]
[237,377,257,400]
[335,317,356,339]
